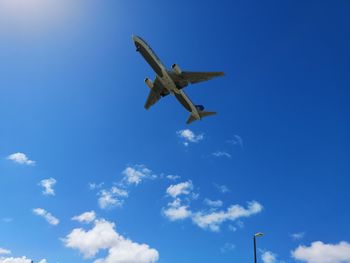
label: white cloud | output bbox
[93,241,159,263]
[110,186,129,197]
[72,211,96,224]
[204,199,223,207]
[89,182,104,190]
[98,187,128,209]
[98,189,120,209]
[33,208,59,225]
[163,199,192,221]
[39,178,57,196]
[166,181,193,198]
[166,175,180,181]
[262,251,277,263]
[122,165,153,185]
[220,243,235,253]
[177,129,204,145]
[291,232,305,241]
[63,219,159,263]
[292,241,350,263]
[97,164,157,210]
[0,248,11,255]
[0,256,46,263]
[163,181,262,232]
[192,201,263,232]
[6,153,35,166]
[212,151,232,158]
[163,205,192,221]
[214,184,230,194]
[63,219,118,258]
[0,256,32,263]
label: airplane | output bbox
[132,35,224,124]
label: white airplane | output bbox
[133,35,224,124]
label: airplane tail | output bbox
[186,111,217,124]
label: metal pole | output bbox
[254,235,257,263]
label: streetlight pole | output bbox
[253,232,264,263]
[254,235,257,263]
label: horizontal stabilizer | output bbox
[186,114,197,124]
[186,111,217,124]
[200,111,216,118]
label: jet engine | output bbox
[144,78,154,89]
[171,64,182,75]
[195,105,205,111]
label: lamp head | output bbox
[254,232,264,237]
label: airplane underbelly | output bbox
[138,45,163,77]
[160,74,177,93]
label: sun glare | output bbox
[0,0,78,33]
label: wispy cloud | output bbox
[291,232,305,241]
[33,208,59,225]
[122,165,154,185]
[177,129,204,146]
[98,187,128,209]
[96,164,156,210]
[0,256,47,263]
[204,198,223,207]
[214,183,230,194]
[227,135,243,148]
[163,181,263,232]
[163,199,192,221]
[166,175,181,181]
[72,211,96,224]
[292,241,350,263]
[261,251,278,263]
[228,225,237,232]
[192,201,263,232]
[39,178,57,196]
[212,151,232,158]
[236,220,244,229]
[88,182,104,190]
[0,248,11,255]
[163,182,196,221]
[6,152,35,166]
[220,243,235,253]
[63,218,159,263]
[166,181,193,198]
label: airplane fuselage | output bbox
[133,35,201,120]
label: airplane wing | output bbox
[181,71,224,84]
[144,78,169,109]
[144,89,161,109]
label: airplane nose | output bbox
[132,34,139,43]
[132,36,140,51]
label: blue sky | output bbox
[0,0,350,262]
